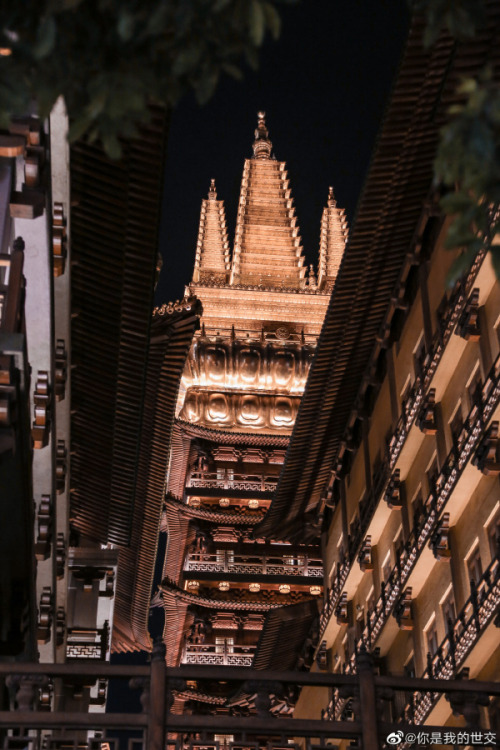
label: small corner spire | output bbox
[252,110,272,159]
[209,178,217,200]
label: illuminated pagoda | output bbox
[155,112,348,713]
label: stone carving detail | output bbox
[357,536,373,571]
[32,371,51,449]
[456,288,480,341]
[183,339,314,393]
[52,202,67,277]
[54,339,67,400]
[55,607,66,647]
[56,533,66,579]
[56,440,67,493]
[473,421,500,475]
[430,513,451,561]
[37,586,53,644]
[383,469,403,509]
[416,388,437,435]
[34,495,52,561]
[394,587,413,630]
[335,592,349,625]
[180,388,300,431]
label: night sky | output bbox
[155,0,411,306]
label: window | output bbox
[404,653,416,678]
[411,489,424,531]
[466,544,483,588]
[487,508,500,560]
[366,586,376,624]
[425,618,439,657]
[214,736,234,748]
[400,375,412,419]
[393,526,404,558]
[215,637,234,654]
[382,551,392,583]
[426,455,439,496]
[413,334,427,380]
[467,364,483,410]
[494,314,500,351]
[441,587,456,633]
[449,401,463,447]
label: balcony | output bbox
[184,551,323,578]
[66,623,109,661]
[188,471,278,492]
[407,554,500,724]
[181,642,256,667]
[319,351,500,640]
[325,554,499,725]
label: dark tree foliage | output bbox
[0,0,291,158]
[413,0,500,282]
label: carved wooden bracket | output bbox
[335,592,349,625]
[37,586,53,644]
[55,606,66,647]
[56,439,67,493]
[430,512,451,561]
[417,388,437,435]
[393,587,413,630]
[456,288,480,341]
[32,371,51,449]
[316,640,328,670]
[99,569,115,598]
[34,494,52,561]
[357,536,373,571]
[54,339,67,401]
[383,469,403,509]
[473,421,500,475]
[56,533,66,579]
[53,202,67,277]
[72,566,107,592]
[89,678,108,706]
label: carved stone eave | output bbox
[188,283,330,335]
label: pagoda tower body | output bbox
[160,114,348,714]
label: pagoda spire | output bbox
[317,186,348,292]
[252,110,273,159]
[230,112,306,289]
[192,179,230,283]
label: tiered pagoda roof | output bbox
[192,179,230,284]
[318,187,349,291]
[230,113,305,288]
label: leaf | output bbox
[102,132,122,160]
[117,11,135,42]
[33,16,56,60]
[263,2,281,39]
[221,62,243,80]
[249,0,265,46]
[68,114,93,142]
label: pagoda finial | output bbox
[308,263,317,288]
[209,178,217,200]
[328,186,336,207]
[252,110,272,159]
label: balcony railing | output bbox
[66,623,109,661]
[188,471,278,492]
[407,554,500,725]
[184,551,323,578]
[325,554,499,725]
[181,642,256,667]
[319,351,500,640]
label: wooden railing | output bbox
[189,471,278,492]
[1,652,499,750]
[184,551,323,578]
[181,642,256,667]
[319,351,500,640]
